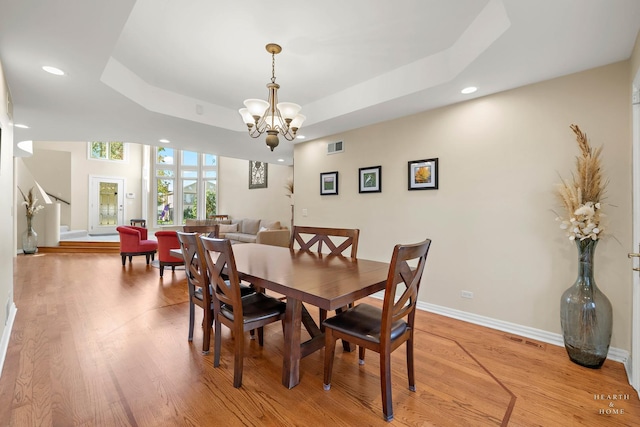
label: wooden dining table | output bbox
[233,243,391,388]
[171,242,390,388]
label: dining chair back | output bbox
[176,231,213,354]
[198,235,286,388]
[116,225,158,265]
[182,224,219,236]
[290,226,360,334]
[290,225,359,258]
[155,230,183,277]
[322,238,432,422]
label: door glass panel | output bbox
[157,147,174,165]
[99,182,118,225]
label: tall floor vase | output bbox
[22,216,38,254]
[560,238,612,368]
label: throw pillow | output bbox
[241,218,261,235]
[219,223,238,233]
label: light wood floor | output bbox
[1,253,639,426]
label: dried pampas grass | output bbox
[555,125,607,240]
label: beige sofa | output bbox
[218,218,290,247]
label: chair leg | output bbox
[233,326,244,388]
[202,309,211,355]
[171,266,176,272]
[128,255,133,263]
[407,337,415,392]
[160,265,165,277]
[145,254,151,264]
[319,309,327,331]
[121,255,126,266]
[323,329,337,390]
[359,346,366,365]
[380,351,394,421]
[188,302,195,342]
[257,327,264,346]
[213,315,222,367]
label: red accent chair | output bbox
[116,226,158,266]
[155,230,183,277]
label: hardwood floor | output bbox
[1,253,638,426]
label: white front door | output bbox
[89,175,125,235]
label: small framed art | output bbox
[408,158,438,190]
[249,160,268,189]
[359,166,381,193]
[320,171,339,195]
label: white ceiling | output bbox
[2,0,640,165]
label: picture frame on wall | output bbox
[249,160,268,189]
[359,165,381,193]
[408,158,438,190]
[320,171,339,195]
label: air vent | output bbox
[327,141,344,155]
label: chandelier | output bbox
[238,43,306,151]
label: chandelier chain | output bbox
[271,51,276,84]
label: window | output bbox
[154,147,217,226]
[89,141,127,161]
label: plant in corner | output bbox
[554,124,612,368]
[19,186,44,254]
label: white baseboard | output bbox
[0,302,17,379]
[370,292,631,376]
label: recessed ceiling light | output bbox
[296,135,306,139]
[42,66,65,76]
[277,158,284,162]
[14,123,29,129]
[461,86,477,94]
[159,139,170,143]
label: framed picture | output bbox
[249,160,268,189]
[320,171,339,195]
[359,166,381,193]
[408,158,438,190]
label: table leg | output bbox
[282,297,302,388]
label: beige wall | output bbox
[631,30,640,83]
[22,141,143,235]
[0,59,15,368]
[218,157,293,228]
[294,61,633,351]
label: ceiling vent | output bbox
[327,141,344,155]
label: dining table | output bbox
[172,242,391,389]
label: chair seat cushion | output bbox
[322,303,408,344]
[139,240,158,251]
[221,292,285,323]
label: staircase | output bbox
[37,226,120,254]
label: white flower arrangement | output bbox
[556,201,602,241]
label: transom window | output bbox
[88,141,127,161]
[154,147,217,226]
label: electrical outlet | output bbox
[461,290,474,299]
[302,208,308,217]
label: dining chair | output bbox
[289,225,360,328]
[116,225,158,265]
[176,231,254,354]
[198,235,286,388]
[155,230,183,277]
[322,238,432,422]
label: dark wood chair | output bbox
[198,235,286,388]
[176,231,256,355]
[290,226,360,331]
[155,230,183,277]
[322,238,432,422]
[182,224,219,236]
